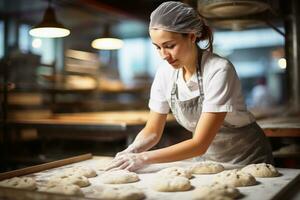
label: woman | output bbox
[106,1,273,171]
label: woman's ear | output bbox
[188,33,197,43]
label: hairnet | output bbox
[149,1,203,38]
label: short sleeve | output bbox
[148,67,170,114]
[202,62,235,113]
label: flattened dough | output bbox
[47,174,90,187]
[190,162,224,174]
[63,165,97,178]
[151,176,191,192]
[156,167,192,179]
[39,184,83,196]
[99,170,139,184]
[86,185,145,200]
[213,169,256,187]
[194,194,234,200]
[192,183,241,199]
[0,177,36,190]
[241,163,279,177]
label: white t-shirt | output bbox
[148,51,255,127]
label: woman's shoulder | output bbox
[203,51,234,74]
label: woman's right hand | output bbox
[116,145,136,157]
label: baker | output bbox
[106,1,273,171]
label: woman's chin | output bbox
[169,62,180,68]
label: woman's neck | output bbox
[182,46,198,81]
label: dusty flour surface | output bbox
[3,156,300,200]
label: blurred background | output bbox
[0,0,299,172]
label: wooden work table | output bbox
[6,110,177,143]
[257,116,300,137]
[8,110,170,127]
[7,111,300,138]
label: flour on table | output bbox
[86,185,145,200]
[0,177,36,190]
[99,170,139,184]
[151,176,191,192]
[156,167,192,179]
[94,157,114,171]
[38,184,83,196]
[241,163,279,177]
[189,161,224,174]
[213,169,256,187]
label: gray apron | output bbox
[167,48,273,165]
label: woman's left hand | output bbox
[105,153,149,172]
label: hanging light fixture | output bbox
[91,24,123,50]
[29,0,70,38]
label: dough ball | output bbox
[213,169,256,187]
[192,183,241,199]
[151,176,191,192]
[47,174,90,187]
[241,163,280,177]
[38,184,83,196]
[156,167,192,179]
[99,170,139,184]
[190,162,224,174]
[0,177,36,190]
[193,194,235,200]
[63,165,97,178]
[86,185,145,200]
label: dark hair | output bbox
[196,13,213,52]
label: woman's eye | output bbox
[165,44,175,49]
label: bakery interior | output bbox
[0,0,300,199]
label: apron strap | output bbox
[170,46,204,114]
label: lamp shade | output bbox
[91,24,123,50]
[29,6,70,38]
[91,38,123,50]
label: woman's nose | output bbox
[160,48,170,60]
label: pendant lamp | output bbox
[29,1,70,38]
[91,24,123,50]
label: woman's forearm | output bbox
[129,129,161,153]
[130,111,167,153]
[143,112,227,164]
[143,138,205,163]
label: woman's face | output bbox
[149,29,196,69]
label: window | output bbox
[118,38,162,83]
[214,27,285,106]
[19,24,56,65]
[0,21,4,58]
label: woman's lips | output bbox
[168,60,177,65]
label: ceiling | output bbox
[1,0,176,51]
[0,0,284,52]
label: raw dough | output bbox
[47,174,90,187]
[151,176,191,192]
[241,163,280,177]
[190,162,225,174]
[86,185,145,200]
[156,167,192,179]
[194,194,234,200]
[192,183,241,199]
[63,165,97,178]
[99,170,139,184]
[213,169,256,187]
[39,184,83,196]
[0,177,36,190]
